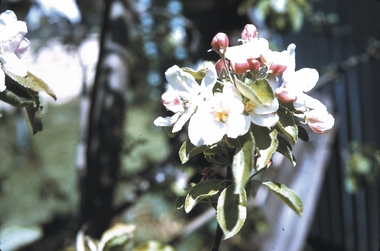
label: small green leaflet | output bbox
[261,181,303,216]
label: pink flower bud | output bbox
[276,86,297,103]
[231,58,250,74]
[248,58,261,72]
[215,59,230,75]
[305,109,335,134]
[241,24,258,41]
[211,32,229,54]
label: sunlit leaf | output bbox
[3,68,57,100]
[182,67,207,84]
[179,141,208,164]
[232,131,255,194]
[248,78,276,106]
[184,179,224,213]
[261,181,303,216]
[133,240,175,251]
[175,195,185,210]
[276,106,298,145]
[98,223,135,251]
[234,77,275,106]
[276,135,297,166]
[217,185,247,240]
[251,125,278,170]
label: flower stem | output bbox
[211,223,223,251]
[211,165,232,251]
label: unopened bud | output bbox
[241,24,258,41]
[248,58,261,72]
[231,58,250,74]
[211,32,229,54]
[305,109,335,134]
[215,59,230,75]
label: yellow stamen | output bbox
[245,101,254,113]
[216,110,228,122]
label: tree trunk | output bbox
[78,0,137,238]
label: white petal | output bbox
[165,65,199,99]
[293,68,319,92]
[225,113,250,138]
[0,69,5,92]
[253,98,279,115]
[294,93,326,112]
[0,10,17,28]
[249,112,279,127]
[172,104,196,133]
[153,113,181,128]
[0,53,27,76]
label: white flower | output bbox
[154,62,216,133]
[0,10,30,92]
[188,83,250,146]
[234,77,279,127]
[225,37,269,62]
[277,43,320,111]
[244,97,279,127]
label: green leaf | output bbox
[164,125,178,138]
[276,135,297,166]
[184,179,224,213]
[179,141,208,164]
[3,68,57,100]
[248,78,276,106]
[25,92,44,134]
[204,143,230,166]
[175,195,185,210]
[0,88,35,108]
[232,131,255,194]
[98,223,135,251]
[26,103,43,134]
[217,185,247,240]
[234,77,275,106]
[297,125,309,142]
[205,152,230,166]
[251,125,278,170]
[276,106,298,145]
[133,240,175,251]
[261,181,303,216]
[182,67,207,84]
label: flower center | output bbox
[216,110,228,122]
[245,101,255,113]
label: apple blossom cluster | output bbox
[154,24,334,148]
[0,10,30,92]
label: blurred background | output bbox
[0,0,380,250]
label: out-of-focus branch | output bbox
[313,39,380,92]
